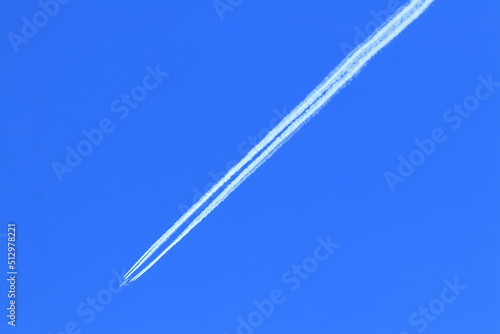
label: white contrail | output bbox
[123,52,338,280]
[123,0,435,284]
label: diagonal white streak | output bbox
[123,0,435,284]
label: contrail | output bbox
[123,61,336,279]
[122,0,435,284]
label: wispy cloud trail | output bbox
[123,0,435,284]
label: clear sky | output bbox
[1,1,499,333]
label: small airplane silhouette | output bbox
[119,277,131,287]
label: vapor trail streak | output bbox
[123,0,434,284]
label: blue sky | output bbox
[1,0,499,333]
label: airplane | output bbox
[119,277,131,287]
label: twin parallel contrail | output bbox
[121,0,435,285]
